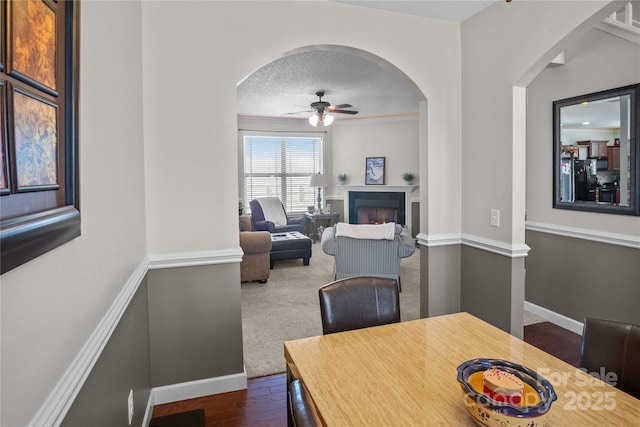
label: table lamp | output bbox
[309,173,329,212]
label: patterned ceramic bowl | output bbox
[456,358,557,427]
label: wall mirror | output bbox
[553,84,639,216]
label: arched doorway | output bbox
[237,45,426,378]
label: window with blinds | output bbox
[242,134,324,214]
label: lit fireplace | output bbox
[356,207,397,224]
[349,191,405,226]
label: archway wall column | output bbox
[456,0,616,336]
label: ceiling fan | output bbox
[285,91,358,126]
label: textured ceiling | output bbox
[237,49,423,121]
[237,1,497,123]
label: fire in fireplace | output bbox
[349,191,405,226]
[356,206,397,224]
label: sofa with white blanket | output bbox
[320,222,415,290]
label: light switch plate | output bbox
[490,209,500,227]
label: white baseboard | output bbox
[142,371,248,426]
[524,301,584,335]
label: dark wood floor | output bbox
[151,321,581,427]
[523,321,583,367]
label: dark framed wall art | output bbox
[0,84,8,195]
[0,0,80,274]
[365,156,385,185]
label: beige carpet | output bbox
[241,242,421,378]
[240,243,544,378]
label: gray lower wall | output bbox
[61,277,152,427]
[420,244,461,318]
[420,243,525,337]
[411,201,420,238]
[525,230,640,325]
[61,262,244,426]
[148,264,244,386]
[460,246,520,334]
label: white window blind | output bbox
[242,133,324,214]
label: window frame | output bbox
[241,131,325,215]
[0,0,80,274]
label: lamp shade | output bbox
[309,173,329,187]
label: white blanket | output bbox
[335,222,396,240]
[257,197,288,226]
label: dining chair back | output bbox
[318,276,400,335]
[288,379,321,427]
[579,317,640,399]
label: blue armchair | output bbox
[249,197,306,234]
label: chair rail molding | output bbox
[416,233,531,258]
[148,248,244,269]
[526,221,640,249]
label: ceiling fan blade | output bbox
[282,109,314,115]
[330,109,358,115]
[329,104,353,109]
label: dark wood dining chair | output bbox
[579,317,640,399]
[288,379,321,427]
[318,276,400,335]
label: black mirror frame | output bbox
[553,83,640,216]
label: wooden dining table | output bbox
[284,312,640,426]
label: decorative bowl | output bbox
[456,358,557,427]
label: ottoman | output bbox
[270,231,312,269]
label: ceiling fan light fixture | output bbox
[323,113,334,126]
[302,91,356,126]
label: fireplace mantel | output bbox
[341,185,418,234]
[340,185,418,193]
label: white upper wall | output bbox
[1,2,147,426]
[527,27,640,235]
[141,0,462,254]
[461,0,614,244]
[329,119,420,196]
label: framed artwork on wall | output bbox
[9,0,58,95]
[0,85,8,195]
[0,0,80,274]
[366,157,385,185]
[13,88,59,191]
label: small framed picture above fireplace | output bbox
[365,157,385,185]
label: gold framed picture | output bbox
[13,88,59,190]
[10,0,57,94]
